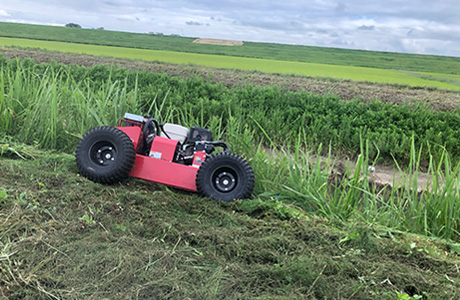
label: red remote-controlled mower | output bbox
[75,113,254,201]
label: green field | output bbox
[2,57,460,299]
[1,22,460,75]
[2,37,460,91]
[2,23,460,299]
[3,57,460,240]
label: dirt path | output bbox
[2,47,460,111]
[193,38,243,46]
[335,159,432,192]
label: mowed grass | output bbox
[1,149,460,299]
[2,37,460,91]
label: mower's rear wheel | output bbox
[75,126,136,184]
[196,152,254,202]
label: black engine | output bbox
[174,126,215,164]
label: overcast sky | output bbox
[1,0,459,57]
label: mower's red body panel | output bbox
[129,155,198,191]
[117,126,201,192]
[119,125,142,149]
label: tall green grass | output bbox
[0,61,140,151]
[1,57,460,241]
[3,57,460,164]
[214,115,460,241]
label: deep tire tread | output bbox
[75,126,136,184]
[196,152,254,201]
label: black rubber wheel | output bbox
[75,126,136,184]
[196,152,254,202]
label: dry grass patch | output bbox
[193,38,243,46]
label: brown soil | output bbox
[193,38,243,46]
[2,47,460,111]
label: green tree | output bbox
[65,23,82,28]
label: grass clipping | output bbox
[0,152,460,299]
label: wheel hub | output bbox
[214,171,236,192]
[90,143,117,166]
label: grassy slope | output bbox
[1,22,460,300]
[1,22,460,75]
[1,149,460,299]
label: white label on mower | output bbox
[150,152,162,159]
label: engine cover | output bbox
[187,127,213,143]
[149,136,179,162]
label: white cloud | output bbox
[0,0,459,57]
[0,9,10,17]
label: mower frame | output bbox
[75,113,254,201]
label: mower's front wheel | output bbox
[75,126,136,184]
[196,152,254,202]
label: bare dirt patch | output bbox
[336,159,432,193]
[193,38,243,46]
